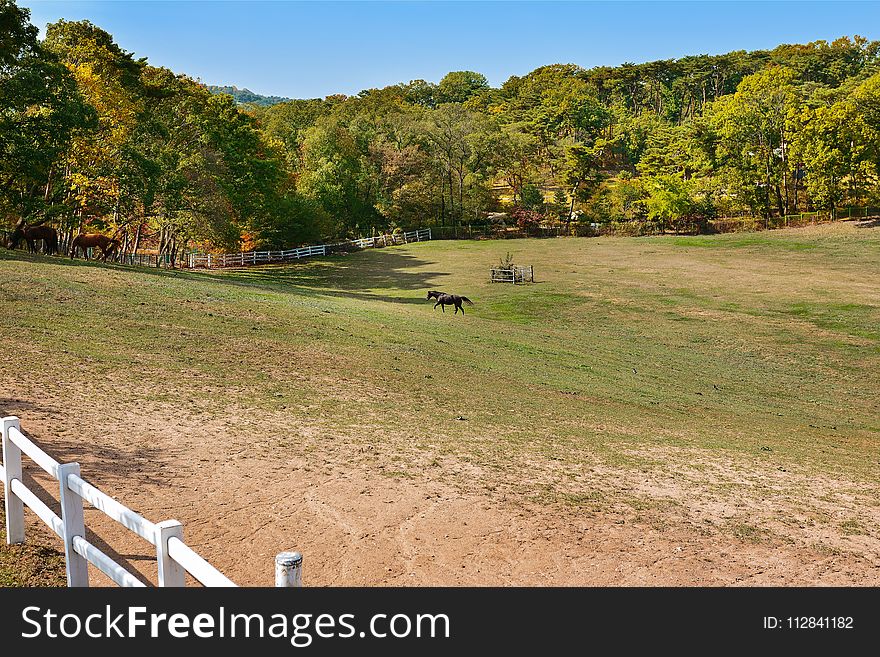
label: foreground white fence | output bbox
[1,416,302,587]
[189,228,432,269]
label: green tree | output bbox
[437,71,488,104]
[708,66,801,217]
[0,2,93,227]
[793,73,879,213]
[520,183,545,212]
[644,174,696,232]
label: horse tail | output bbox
[461,297,474,306]
[69,235,80,257]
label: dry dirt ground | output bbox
[3,381,876,588]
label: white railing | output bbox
[490,265,534,283]
[1,416,302,588]
[189,228,432,269]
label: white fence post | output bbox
[57,462,89,587]
[275,551,302,587]
[156,519,185,587]
[2,416,25,544]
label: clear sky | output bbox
[17,1,880,99]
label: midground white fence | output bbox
[1,416,302,587]
[189,228,432,269]
[490,265,534,283]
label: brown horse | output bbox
[70,233,121,262]
[8,222,59,255]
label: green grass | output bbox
[2,224,878,475]
[0,223,878,571]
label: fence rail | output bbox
[490,265,534,283]
[1,415,301,588]
[189,228,432,269]
[708,206,880,233]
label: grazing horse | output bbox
[70,233,121,262]
[426,290,474,315]
[8,223,59,255]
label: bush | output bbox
[510,207,543,230]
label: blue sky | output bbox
[18,1,880,99]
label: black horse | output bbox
[427,290,474,315]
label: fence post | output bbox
[1,416,25,544]
[275,552,302,587]
[155,520,185,587]
[428,228,432,241]
[57,462,89,587]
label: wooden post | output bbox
[1,417,24,544]
[275,551,302,587]
[155,520,185,587]
[57,462,89,587]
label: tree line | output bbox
[2,0,879,258]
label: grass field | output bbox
[1,222,878,585]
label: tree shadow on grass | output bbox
[203,249,449,295]
[1,246,451,306]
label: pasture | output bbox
[1,222,878,585]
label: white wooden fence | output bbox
[1,416,302,588]
[189,228,432,269]
[346,228,431,250]
[490,265,534,283]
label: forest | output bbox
[1,0,879,258]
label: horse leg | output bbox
[441,303,445,312]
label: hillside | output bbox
[1,224,878,585]
[207,84,290,106]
